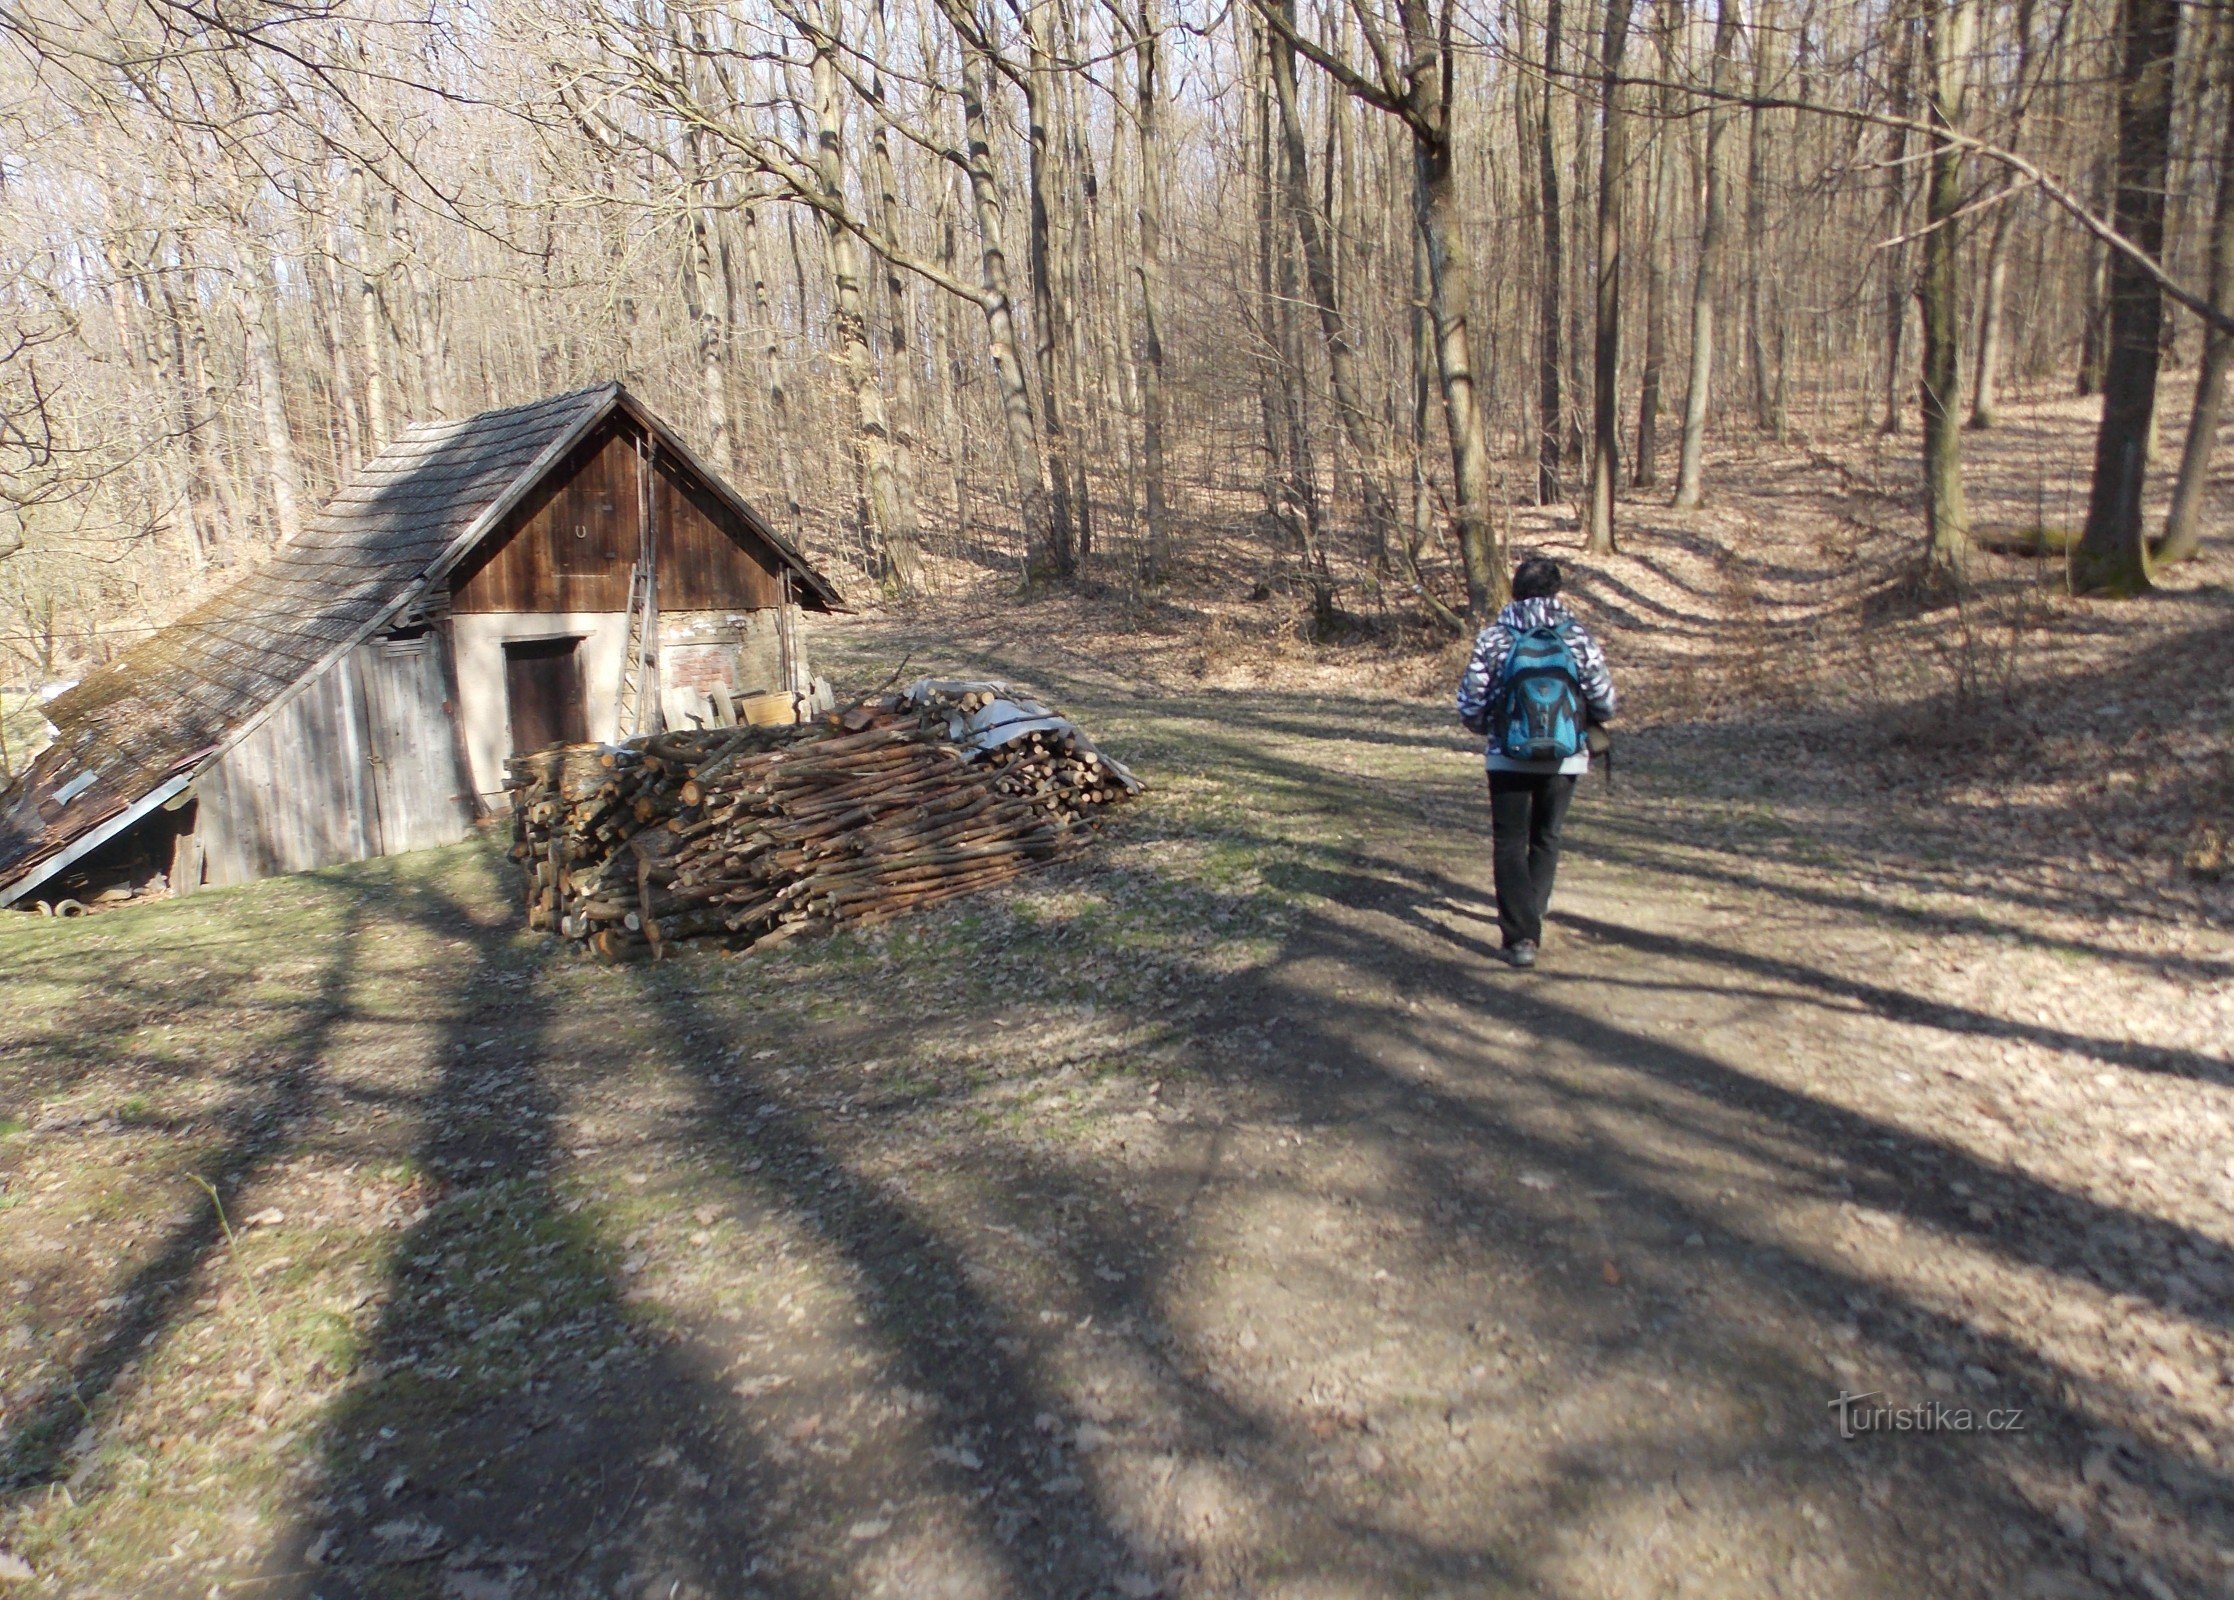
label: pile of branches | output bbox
[506,681,1140,959]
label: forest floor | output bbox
[1,393,2231,1600]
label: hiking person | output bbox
[1455,557,1617,968]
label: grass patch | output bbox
[0,667,1360,1593]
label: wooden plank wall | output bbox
[196,637,474,887]
[198,652,379,886]
[450,419,786,614]
[654,455,783,610]
[451,426,638,613]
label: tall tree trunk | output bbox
[868,0,925,590]
[1269,0,1399,573]
[1633,0,1677,489]
[178,241,246,545]
[135,241,211,572]
[1920,0,1973,579]
[684,199,735,479]
[932,174,973,556]
[811,34,923,594]
[2077,157,2112,396]
[317,207,363,477]
[1132,0,1172,580]
[2074,0,2182,594]
[1967,0,2039,432]
[1402,223,1466,631]
[781,203,820,525]
[1879,12,1917,432]
[1564,69,1591,467]
[1250,20,1287,541]
[667,13,730,472]
[1743,0,1779,437]
[1406,0,1504,616]
[716,226,751,470]
[1672,0,1739,508]
[1967,200,2015,430]
[743,204,805,541]
[1535,0,1566,505]
[1055,2,1096,571]
[357,173,390,452]
[400,227,450,418]
[1586,0,1633,554]
[154,259,218,568]
[957,46,1058,576]
[1251,17,1286,538]
[244,255,304,545]
[1022,1,1078,579]
[2159,3,2234,565]
[1274,129,1335,628]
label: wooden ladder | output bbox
[614,558,657,737]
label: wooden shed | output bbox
[0,384,841,904]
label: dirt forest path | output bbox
[798,608,2234,1598]
[2,583,2231,1599]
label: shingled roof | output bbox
[0,383,838,901]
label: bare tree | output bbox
[1120,0,1171,580]
[1877,8,1916,435]
[1631,0,1677,491]
[1584,0,1633,554]
[1257,0,1507,616]
[1918,0,1972,579]
[1965,0,2043,432]
[2160,0,2234,566]
[1533,0,1567,506]
[1671,0,1740,510]
[1743,0,1781,439]
[1267,0,1401,581]
[4,0,2231,666]
[2073,0,2181,595]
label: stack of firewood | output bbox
[505,682,1140,959]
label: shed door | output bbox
[357,636,472,856]
[505,637,588,755]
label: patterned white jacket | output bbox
[1455,597,1618,774]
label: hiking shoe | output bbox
[1507,940,1539,969]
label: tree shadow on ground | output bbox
[12,626,2227,1598]
[0,886,379,1497]
[244,826,2230,1599]
[256,869,1177,1600]
[963,614,2233,964]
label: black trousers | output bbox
[1487,770,1578,948]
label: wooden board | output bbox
[357,635,473,854]
[739,690,801,726]
[504,637,588,754]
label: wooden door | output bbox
[504,637,587,755]
[357,636,472,856]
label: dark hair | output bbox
[1511,556,1563,601]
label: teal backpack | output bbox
[1496,623,1588,763]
